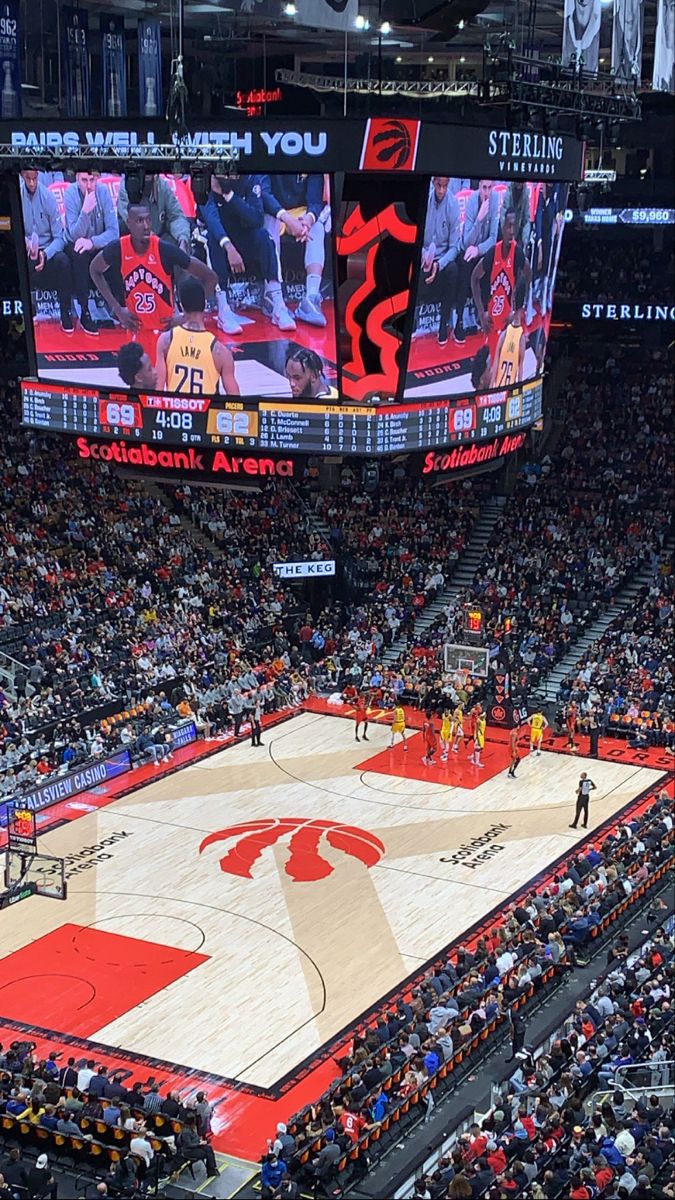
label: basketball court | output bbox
[0,706,669,1165]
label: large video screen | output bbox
[18,169,337,400]
[404,178,568,399]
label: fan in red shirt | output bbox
[354,695,369,742]
[594,1164,615,1193]
[422,710,438,766]
[338,1109,366,1144]
[486,1142,507,1174]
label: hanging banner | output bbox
[612,0,644,80]
[562,0,602,72]
[101,13,127,117]
[0,0,22,118]
[62,6,90,119]
[137,17,162,118]
[233,0,357,26]
[653,0,675,92]
[296,0,358,29]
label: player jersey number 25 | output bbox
[133,292,157,315]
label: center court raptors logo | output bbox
[199,818,385,883]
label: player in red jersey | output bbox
[422,710,438,766]
[470,207,531,365]
[566,701,579,752]
[354,694,369,742]
[465,702,481,754]
[508,721,523,778]
[90,202,217,336]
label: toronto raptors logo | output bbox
[199,818,385,883]
[359,118,421,171]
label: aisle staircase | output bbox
[533,540,673,703]
[145,480,227,558]
[381,496,505,666]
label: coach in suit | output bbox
[58,1058,79,1089]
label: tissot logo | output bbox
[487,130,564,176]
[199,818,385,883]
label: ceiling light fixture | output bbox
[395,54,402,62]
[427,55,434,62]
[460,55,466,62]
[458,19,465,29]
[283,1,296,12]
[379,20,391,34]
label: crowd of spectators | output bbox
[259,790,673,1198]
[0,391,484,802]
[0,332,672,803]
[0,382,327,795]
[0,1048,220,1194]
[557,576,674,748]
[412,922,674,1200]
[377,344,673,703]
[555,228,675,306]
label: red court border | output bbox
[2,703,671,1162]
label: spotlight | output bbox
[458,18,465,28]
[379,20,391,33]
[427,55,434,63]
[283,2,296,13]
[354,13,368,29]
[395,54,402,63]
[459,55,466,63]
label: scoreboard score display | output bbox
[9,115,583,459]
[21,378,543,457]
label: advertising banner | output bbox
[274,560,336,578]
[62,5,90,119]
[170,720,198,749]
[101,13,127,118]
[0,118,586,181]
[0,749,132,825]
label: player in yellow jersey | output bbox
[528,709,548,756]
[450,704,464,754]
[469,709,486,769]
[439,708,452,761]
[155,279,240,396]
[492,277,528,389]
[389,703,408,752]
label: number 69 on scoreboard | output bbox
[450,405,476,435]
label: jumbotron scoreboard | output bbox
[21,378,542,457]
[7,114,584,462]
